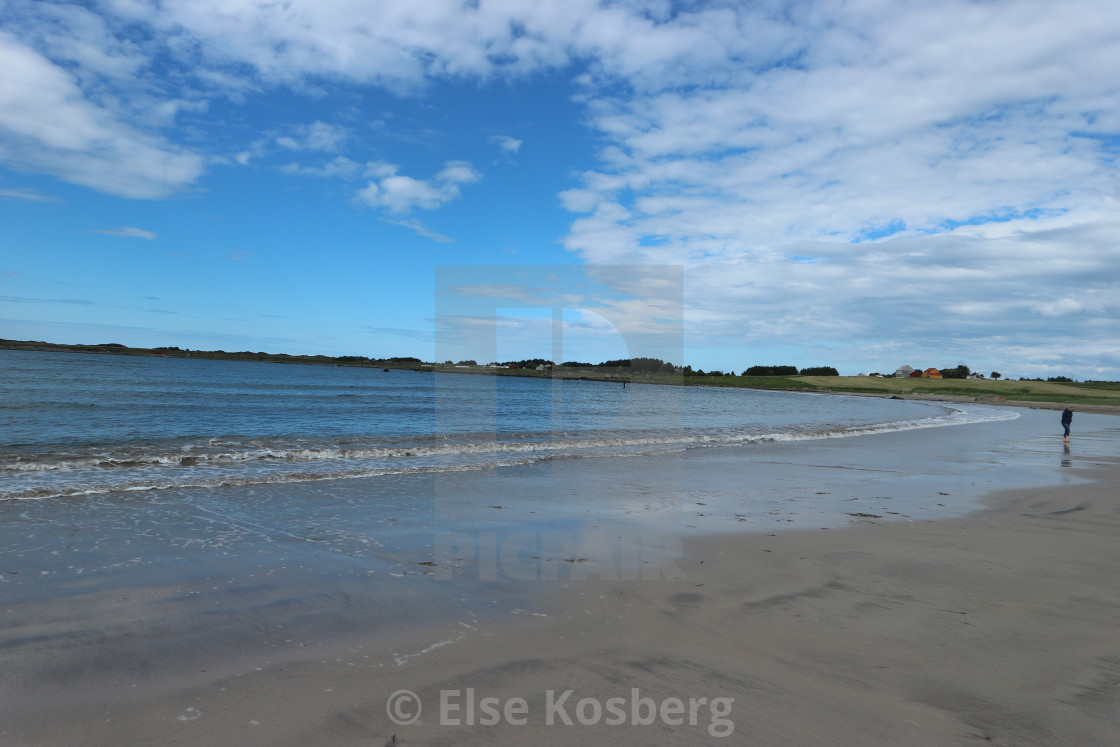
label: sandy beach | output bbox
[2,413,1118,745]
[356,461,1120,746]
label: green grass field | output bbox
[459,366,1120,407]
[709,375,1120,407]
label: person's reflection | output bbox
[1061,441,1072,468]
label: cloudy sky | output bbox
[2,0,1119,378]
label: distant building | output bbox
[968,372,985,379]
[893,365,916,378]
[922,367,943,378]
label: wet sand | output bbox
[2,424,1118,745]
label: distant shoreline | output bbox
[0,337,428,370]
[4,337,1118,411]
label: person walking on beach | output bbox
[1061,405,1074,441]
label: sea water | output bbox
[1,349,1018,502]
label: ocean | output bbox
[0,349,1019,503]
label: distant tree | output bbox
[1047,375,1073,383]
[799,366,839,376]
[457,360,478,366]
[939,364,971,379]
[501,358,551,369]
[660,361,676,374]
[628,357,669,373]
[559,361,593,368]
[744,365,798,376]
[990,371,1001,380]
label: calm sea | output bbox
[0,350,1016,501]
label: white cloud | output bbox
[381,217,454,244]
[280,156,362,179]
[0,32,204,198]
[491,135,522,154]
[275,121,348,152]
[540,0,1120,376]
[4,1,146,85]
[93,226,158,239]
[1037,298,1085,318]
[101,0,582,89]
[0,188,60,202]
[356,160,480,213]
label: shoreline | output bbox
[809,388,1120,415]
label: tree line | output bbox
[493,357,842,377]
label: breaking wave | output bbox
[1,405,1018,501]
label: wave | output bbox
[0,405,1018,501]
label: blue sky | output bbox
[2,1,1120,379]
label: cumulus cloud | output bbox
[356,160,480,213]
[0,32,204,198]
[95,0,581,89]
[543,0,1120,376]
